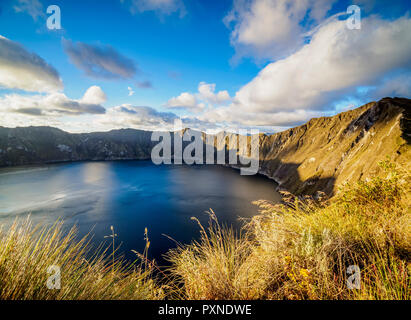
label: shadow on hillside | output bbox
[171,131,337,197]
[380,98,410,145]
[398,104,411,145]
[258,158,336,197]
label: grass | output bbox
[0,220,163,300]
[166,160,410,300]
[0,160,409,300]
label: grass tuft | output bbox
[167,161,410,300]
[0,219,163,300]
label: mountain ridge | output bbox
[1,97,410,196]
[257,97,410,195]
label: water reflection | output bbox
[0,161,280,263]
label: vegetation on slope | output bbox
[258,98,411,196]
[167,160,410,300]
[0,160,409,300]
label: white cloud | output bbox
[197,105,318,128]
[13,0,45,21]
[165,92,205,112]
[94,104,226,133]
[309,0,337,21]
[187,15,411,129]
[96,104,178,131]
[0,86,106,117]
[128,86,135,96]
[224,0,337,61]
[81,85,107,105]
[198,82,231,104]
[232,16,411,114]
[0,35,63,93]
[0,112,65,129]
[28,105,219,133]
[165,82,231,113]
[4,3,411,134]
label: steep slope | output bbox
[0,97,409,196]
[257,97,410,195]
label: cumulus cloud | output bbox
[0,86,106,117]
[62,39,138,80]
[81,85,107,105]
[125,0,186,19]
[165,92,205,112]
[224,0,337,61]
[198,82,230,104]
[232,16,411,114]
[165,82,231,113]
[196,105,318,128]
[0,35,63,93]
[186,15,411,129]
[13,0,45,21]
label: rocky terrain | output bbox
[0,97,409,196]
[257,97,410,195]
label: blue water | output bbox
[0,161,280,264]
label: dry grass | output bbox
[167,160,411,300]
[165,212,251,299]
[0,160,409,300]
[0,220,163,300]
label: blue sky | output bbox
[0,0,410,132]
[0,0,258,106]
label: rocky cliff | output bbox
[257,97,410,195]
[0,97,409,196]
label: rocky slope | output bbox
[0,97,409,196]
[257,97,410,195]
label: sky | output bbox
[0,0,410,133]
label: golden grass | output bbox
[0,220,163,300]
[167,160,410,300]
[0,160,409,300]
[165,212,251,299]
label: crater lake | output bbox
[0,161,280,263]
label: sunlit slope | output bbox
[258,97,410,195]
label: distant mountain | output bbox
[0,127,156,165]
[0,97,409,196]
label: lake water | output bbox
[0,161,280,264]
